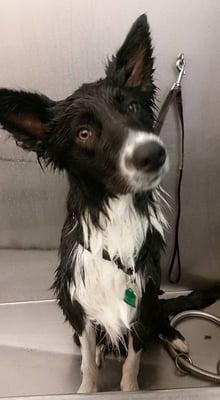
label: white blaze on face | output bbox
[120,131,169,192]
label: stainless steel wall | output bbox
[0,0,219,291]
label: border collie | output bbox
[0,14,220,393]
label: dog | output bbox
[0,14,220,393]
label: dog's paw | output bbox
[96,345,104,368]
[120,373,139,392]
[171,337,189,354]
[77,381,97,394]
[159,328,189,354]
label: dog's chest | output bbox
[83,195,149,264]
[70,194,163,344]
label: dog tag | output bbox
[123,288,137,308]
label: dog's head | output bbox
[0,14,168,195]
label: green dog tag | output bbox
[123,288,137,308]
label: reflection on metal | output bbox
[1,387,220,400]
[0,157,36,163]
[217,360,220,375]
[166,310,220,383]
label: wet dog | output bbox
[1,14,220,393]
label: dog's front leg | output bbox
[77,324,97,393]
[120,334,141,392]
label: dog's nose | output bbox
[132,142,166,172]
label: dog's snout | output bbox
[131,142,166,172]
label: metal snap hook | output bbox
[176,53,185,72]
[175,53,186,86]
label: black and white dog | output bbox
[0,14,220,393]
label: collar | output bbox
[78,240,134,276]
[102,249,134,276]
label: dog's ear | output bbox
[106,14,155,93]
[0,89,55,157]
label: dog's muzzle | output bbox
[120,131,168,192]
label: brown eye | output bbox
[127,102,139,114]
[77,128,93,142]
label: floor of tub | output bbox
[0,292,220,398]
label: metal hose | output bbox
[166,310,220,383]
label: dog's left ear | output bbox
[106,14,154,93]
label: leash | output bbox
[157,66,220,383]
[155,54,186,284]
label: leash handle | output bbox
[155,54,186,284]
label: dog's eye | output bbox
[77,128,93,142]
[127,102,139,114]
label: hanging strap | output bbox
[154,54,185,284]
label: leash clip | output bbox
[175,53,186,87]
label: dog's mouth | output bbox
[149,171,162,184]
[125,162,169,193]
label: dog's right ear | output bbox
[106,14,155,95]
[0,89,55,157]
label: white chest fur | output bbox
[70,193,166,345]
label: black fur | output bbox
[161,285,220,315]
[132,278,185,352]
[0,14,219,362]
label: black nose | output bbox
[132,142,166,172]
